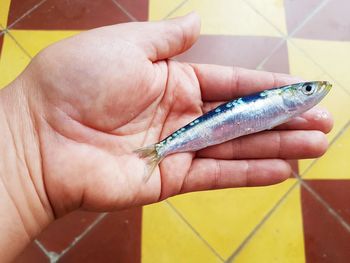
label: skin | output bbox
[0,13,333,262]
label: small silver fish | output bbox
[135,81,332,180]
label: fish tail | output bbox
[134,144,162,182]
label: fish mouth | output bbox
[320,81,332,92]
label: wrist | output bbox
[0,76,54,261]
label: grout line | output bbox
[300,120,350,178]
[163,0,189,19]
[288,39,350,96]
[248,0,330,70]
[52,213,108,262]
[299,179,350,233]
[293,121,350,242]
[7,0,47,30]
[226,180,300,262]
[111,0,138,22]
[34,240,52,258]
[242,0,285,37]
[242,0,288,70]
[293,121,350,235]
[2,1,347,261]
[0,24,5,36]
[225,117,350,262]
[256,38,286,71]
[286,0,331,40]
[251,0,350,97]
[34,240,60,262]
[166,200,225,262]
[4,29,32,59]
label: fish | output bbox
[135,81,332,181]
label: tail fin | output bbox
[133,144,162,182]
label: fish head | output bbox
[281,81,332,113]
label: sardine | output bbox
[135,81,332,180]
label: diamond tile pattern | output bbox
[304,124,350,180]
[0,0,348,262]
[233,182,305,263]
[167,180,295,259]
[142,202,222,262]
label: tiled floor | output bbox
[0,0,349,262]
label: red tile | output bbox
[284,0,321,34]
[37,211,100,253]
[304,180,350,225]
[116,0,148,21]
[301,180,350,263]
[261,41,290,74]
[0,34,3,58]
[14,242,49,263]
[288,160,299,177]
[58,208,142,263]
[7,0,41,27]
[293,0,350,41]
[175,35,288,70]
[9,0,132,30]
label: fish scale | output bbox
[135,81,332,181]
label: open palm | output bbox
[24,14,332,216]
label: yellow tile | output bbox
[9,30,80,57]
[234,184,305,263]
[299,159,315,176]
[288,41,350,142]
[0,0,11,28]
[0,30,80,88]
[287,40,324,80]
[299,73,350,175]
[291,38,350,94]
[285,39,350,175]
[304,124,350,179]
[245,0,287,35]
[319,77,350,140]
[142,201,221,263]
[0,34,30,88]
[164,0,282,36]
[169,179,296,259]
[149,0,185,20]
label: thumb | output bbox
[131,12,201,62]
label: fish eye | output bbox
[302,83,315,95]
[305,85,312,92]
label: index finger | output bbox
[190,64,302,101]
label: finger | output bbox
[191,64,302,101]
[197,130,328,160]
[180,159,291,193]
[128,12,201,61]
[275,107,333,133]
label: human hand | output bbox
[0,14,332,258]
